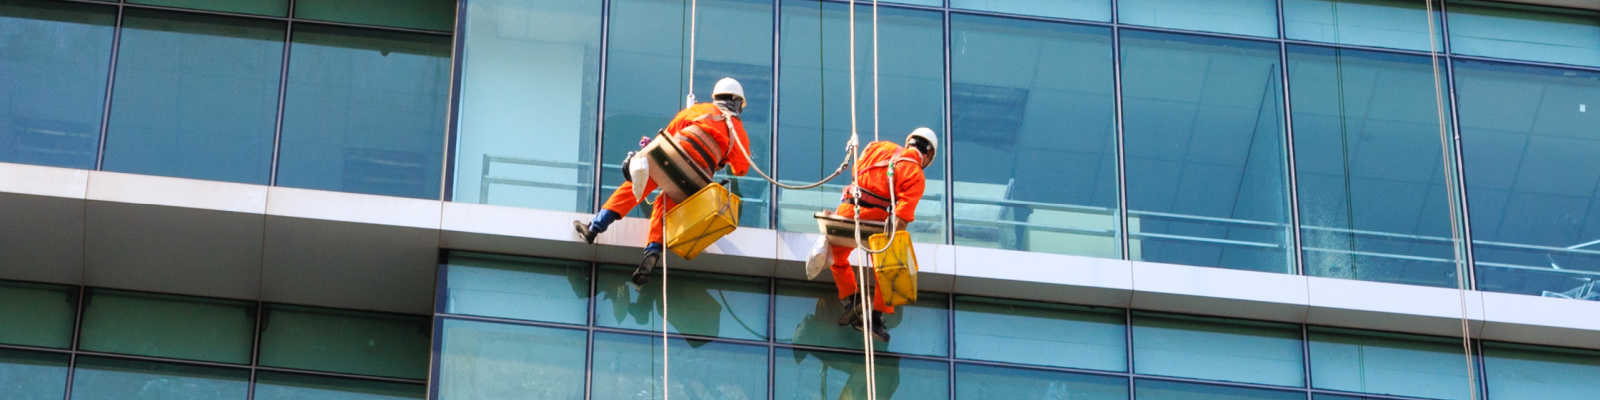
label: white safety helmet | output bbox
[906,127,938,168]
[712,77,746,109]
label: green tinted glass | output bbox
[0,281,76,349]
[1282,0,1444,52]
[0,0,115,169]
[438,319,587,400]
[128,0,289,17]
[444,253,591,325]
[1447,1,1600,67]
[774,348,948,400]
[955,363,1128,400]
[1307,327,1472,400]
[258,305,431,380]
[294,0,455,31]
[70,356,250,400]
[590,332,768,400]
[595,265,769,341]
[1119,0,1279,37]
[774,280,947,356]
[954,296,1125,371]
[1132,312,1304,387]
[78,290,255,364]
[254,371,425,400]
[0,349,68,400]
[1134,379,1304,400]
[1482,342,1600,400]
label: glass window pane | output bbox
[1307,327,1473,400]
[1132,312,1304,387]
[1118,0,1280,38]
[277,25,450,200]
[1122,30,1294,274]
[1287,45,1461,288]
[1482,342,1600,400]
[590,332,767,400]
[955,363,1128,400]
[1446,1,1600,68]
[102,10,284,185]
[776,1,945,241]
[70,356,250,400]
[603,0,774,229]
[951,0,1111,22]
[254,371,424,400]
[0,0,114,169]
[437,319,587,400]
[0,349,69,400]
[0,281,76,349]
[1134,379,1304,400]
[595,266,769,341]
[1455,60,1600,300]
[128,0,290,17]
[453,0,601,210]
[949,14,1120,256]
[1282,0,1443,52]
[78,289,255,364]
[774,280,948,357]
[774,348,948,400]
[953,296,1125,371]
[258,304,431,380]
[442,252,591,325]
[293,0,455,32]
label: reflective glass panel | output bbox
[277,25,450,200]
[590,332,767,400]
[603,0,773,228]
[949,14,1119,256]
[1455,60,1600,300]
[443,253,591,325]
[258,304,431,380]
[453,0,601,210]
[0,349,68,400]
[955,363,1128,400]
[293,0,455,32]
[774,280,947,356]
[951,0,1111,22]
[595,266,769,341]
[1134,379,1304,400]
[0,0,114,169]
[1122,30,1293,274]
[102,10,284,185]
[70,356,250,400]
[254,371,425,400]
[1118,0,1279,38]
[1132,312,1304,387]
[128,0,289,17]
[1283,0,1444,52]
[954,296,1125,371]
[1482,342,1600,400]
[78,290,255,364]
[774,348,948,400]
[0,281,76,349]
[776,1,945,241]
[1307,327,1472,400]
[1447,1,1600,68]
[437,319,587,400]
[1288,45,1461,288]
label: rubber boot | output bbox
[574,209,621,244]
[837,293,866,327]
[631,242,664,286]
[853,310,891,343]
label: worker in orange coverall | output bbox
[830,127,937,343]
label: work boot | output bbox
[836,293,865,327]
[631,243,664,286]
[574,210,621,245]
[852,311,891,343]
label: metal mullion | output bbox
[1134,375,1311,395]
[1125,308,1135,398]
[1111,19,1129,260]
[776,342,951,363]
[442,0,468,202]
[1436,0,1478,293]
[1301,324,1313,400]
[950,358,1132,379]
[949,7,1113,28]
[946,292,956,400]
[72,350,255,370]
[0,343,74,355]
[267,0,294,187]
[590,0,613,214]
[1282,38,1440,59]
[1448,52,1600,74]
[585,262,598,400]
[253,365,429,385]
[1305,389,1436,400]
[428,316,444,400]
[286,19,453,36]
[247,301,265,400]
[62,285,88,400]
[815,0,942,13]
[93,4,124,171]
[942,8,954,245]
[1275,0,1304,277]
[116,2,290,22]
[767,278,775,400]
[1475,339,1490,400]
[769,0,780,230]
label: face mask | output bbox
[714,97,743,116]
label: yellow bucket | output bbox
[664,183,740,260]
[869,232,918,307]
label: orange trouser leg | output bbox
[647,193,678,245]
[602,179,659,216]
[828,244,892,314]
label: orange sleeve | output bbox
[726,117,752,176]
[894,162,925,223]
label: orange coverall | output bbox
[831,141,926,314]
[600,103,752,245]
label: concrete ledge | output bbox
[88,171,267,214]
[1131,261,1309,323]
[266,187,443,230]
[1307,277,1484,338]
[1481,291,1600,349]
[956,247,1133,309]
[0,163,88,199]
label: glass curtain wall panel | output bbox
[595,266,770,341]
[1481,342,1600,399]
[254,371,425,400]
[590,332,768,400]
[1287,45,1461,288]
[1282,0,1444,52]
[257,304,431,380]
[442,253,591,325]
[1455,60,1600,300]
[953,296,1126,371]
[0,349,69,400]
[0,0,114,169]
[773,280,948,357]
[0,281,77,349]
[776,1,946,241]
[1134,379,1305,400]
[292,0,456,32]
[1446,1,1600,68]
[70,356,251,400]
[77,289,256,364]
[602,0,773,228]
[101,9,285,185]
[1121,30,1294,274]
[128,0,290,17]
[1131,312,1305,387]
[948,14,1120,257]
[774,348,949,400]
[955,363,1128,400]
[1118,0,1280,38]
[950,0,1112,22]
[453,0,601,210]
[277,25,451,199]
[436,319,587,400]
[1306,327,1473,400]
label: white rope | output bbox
[665,0,695,395]
[1422,1,1479,399]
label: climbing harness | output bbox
[1422,0,1479,398]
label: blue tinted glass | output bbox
[437,319,587,400]
[1134,379,1304,400]
[1122,30,1293,274]
[602,0,773,228]
[590,332,768,400]
[102,10,284,185]
[955,363,1128,400]
[1288,45,1462,288]
[1482,342,1600,400]
[443,253,591,325]
[70,356,250,400]
[595,266,769,341]
[254,371,424,400]
[0,281,76,349]
[775,348,949,400]
[277,25,450,199]
[0,0,113,169]
[453,0,600,210]
[949,14,1120,257]
[776,1,946,241]
[1132,312,1304,387]
[1447,1,1600,67]
[954,296,1126,371]
[951,0,1111,21]
[1119,0,1279,37]
[1307,327,1473,400]
[773,280,948,357]
[257,305,431,380]
[1455,60,1600,300]
[0,349,68,400]
[1282,0,1444,52]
